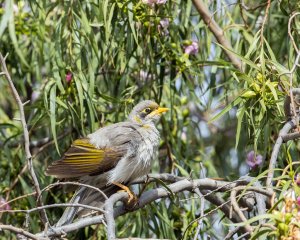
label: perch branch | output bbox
[36,176,271,238]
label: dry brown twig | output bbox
[259,0,271,42]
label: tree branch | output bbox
[266,119,296,188]
[0,224,46,240]
[192,0,242,70]
[35,176,272,238]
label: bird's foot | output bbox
[112,181,138,209]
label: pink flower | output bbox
[295,174,300,186]
[0,197,11,211]
[66,72,73,83]
[297,196,300,207]
[159,18,169,28]
[246,151,263,169]
[142,0,167,6]
[158,18,169,35]
[184,41,199,55]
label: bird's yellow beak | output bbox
[149,107,169,117]
[157,107,169,114]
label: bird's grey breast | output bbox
[107,123,160,183]
[136,124,160,168]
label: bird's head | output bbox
[128,100,169,125]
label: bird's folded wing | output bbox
[46,138,125,178]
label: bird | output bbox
[46,100,168,226]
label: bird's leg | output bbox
[111,181,137,208]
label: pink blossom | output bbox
[158,18,169,35]
[184,41,199,55]
[297,196,300,207]
[66,72,73,83]
[295,174,300,186]
[0,197,11,211]
[159,18,169,28]
[31,90,40,102]
[142,0,167,6]
[246,151,263,169]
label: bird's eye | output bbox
[144,108,152,114]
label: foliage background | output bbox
[0,0,300,239]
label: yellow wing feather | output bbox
[46,138,125,178]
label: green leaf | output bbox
[74,75,85,133]
[174,163,190,177]
[266,80,282,115]
[264,38,277,62]
[235,107,245,148]
[127,2,138,45]
[151,177,176,201]
[245,31,260,59]
[49,84,60,155]
[0,0,12,37]
[209,97,242,122]
[241,90,257,98]
[56,97,68,109]
[215,42,260,70]
[8,11,29,68]
[226,214,281,227]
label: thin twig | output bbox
[282,132,300,142]
[0,224,47,240]
[288,52,300,129]
[193,163,206,240]
[0,53,48,225]
[183,196,232,239]
[259,0,271,42]
[1,203,105,215]
[288,12,300,54]
[6,130,72,201]
[240,0,268,11]
[266,119,296,188]
[230,189,252,232]
[224,226,241,240]
[286,14,300,133]
[38,181,108,202]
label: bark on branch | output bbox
[34,175,272,239]
[192,0,243,71]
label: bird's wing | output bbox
[46,138,126,178]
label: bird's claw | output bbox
[112,181,138,209]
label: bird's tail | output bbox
[55,185,119,227]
